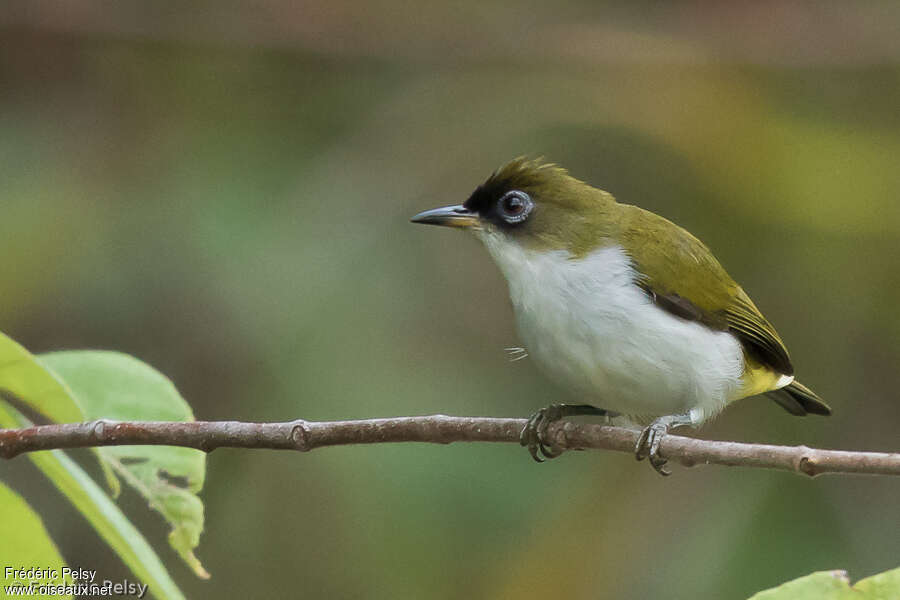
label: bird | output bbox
[411,157,831,475]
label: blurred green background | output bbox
[1,2,899,598]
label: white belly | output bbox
[479,237,745,423]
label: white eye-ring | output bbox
[497,190,533,224]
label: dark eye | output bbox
[497,190,533,224]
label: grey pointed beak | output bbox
[410,205,479,228]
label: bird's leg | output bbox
[520,404,617,463]
[634,412,695,476]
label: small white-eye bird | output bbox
[412,158,830,474]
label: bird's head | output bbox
[411,158,619,255]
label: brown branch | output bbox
[0,416,898,477]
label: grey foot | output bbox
[520,404,615,463]
[634,413,693,476]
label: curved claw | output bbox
[520,405,563,462]
[540,440,563,459]
[519,412,541,462]
[650,455,671,477]
[526,438,544,463]
[521,404,614,463]
[634,427,651,461]
[634,421,672,476]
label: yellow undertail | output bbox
[739,358,832,416]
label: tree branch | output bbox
[1,415,898,477]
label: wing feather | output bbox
[621,205,793,376]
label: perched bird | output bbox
[411,157,830,474]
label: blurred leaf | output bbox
[39,351,208,579]
[854,568,900,599]
[748,570,853,599]
[0,401,185,600]
[0,480,73,597]
[0,331,82,424]
[748,567,900,600]
[0,331,120,494]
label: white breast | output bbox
[478,233,745,423]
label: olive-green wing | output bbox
[619,205,794,376]
[725,291,793,375]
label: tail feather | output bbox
[768,381,832,416]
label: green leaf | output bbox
[854,568,900,600]
[0,331,121,495]
[0,333,207,580]
[748,567,900,600]
[0,332,81,424]
[0,402,184,600]
[0,480,73,598]
[39,351,208,578]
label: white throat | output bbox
[477,231,745,423]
